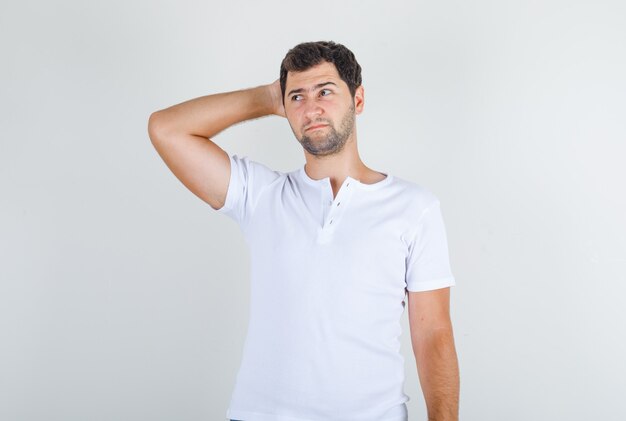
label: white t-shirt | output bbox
[216,154,456,421]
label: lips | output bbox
[306,124,328,131]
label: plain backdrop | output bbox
[1,0,625,420]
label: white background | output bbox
[1,0,625,420]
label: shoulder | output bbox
[230,154,286,185]
[388,174,440,214]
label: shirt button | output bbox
[336,202,341,206]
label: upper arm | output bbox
[148,111,230,210]
[407,287,452,346]
[404,198,456,292]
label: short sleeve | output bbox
[405,199,456,292]
[214,154,281,230]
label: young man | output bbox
[148,41,459,421]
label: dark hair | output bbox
[279,41,362,105]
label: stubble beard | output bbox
[298,102,355,157]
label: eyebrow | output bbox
[287,81,338,97]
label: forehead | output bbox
[285,61,343,89]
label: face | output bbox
[284,61,364,157]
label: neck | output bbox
[303,133,367,179]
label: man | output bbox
[148,41,459,421]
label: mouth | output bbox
[306,124,328,132]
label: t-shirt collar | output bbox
[297,165,393,190]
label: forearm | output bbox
[150,84,274,139]
[414,327,460,421]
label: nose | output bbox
[303,99,323,121]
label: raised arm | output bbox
[147,80,285,210]
[408,287,460,421]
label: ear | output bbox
[354,85,365,115]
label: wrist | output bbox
[262,84,279,116]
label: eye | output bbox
[320,89,332,96]
[291,94,302,101]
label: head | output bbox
[279,41,364,157]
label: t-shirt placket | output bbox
[317,177,356,244]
